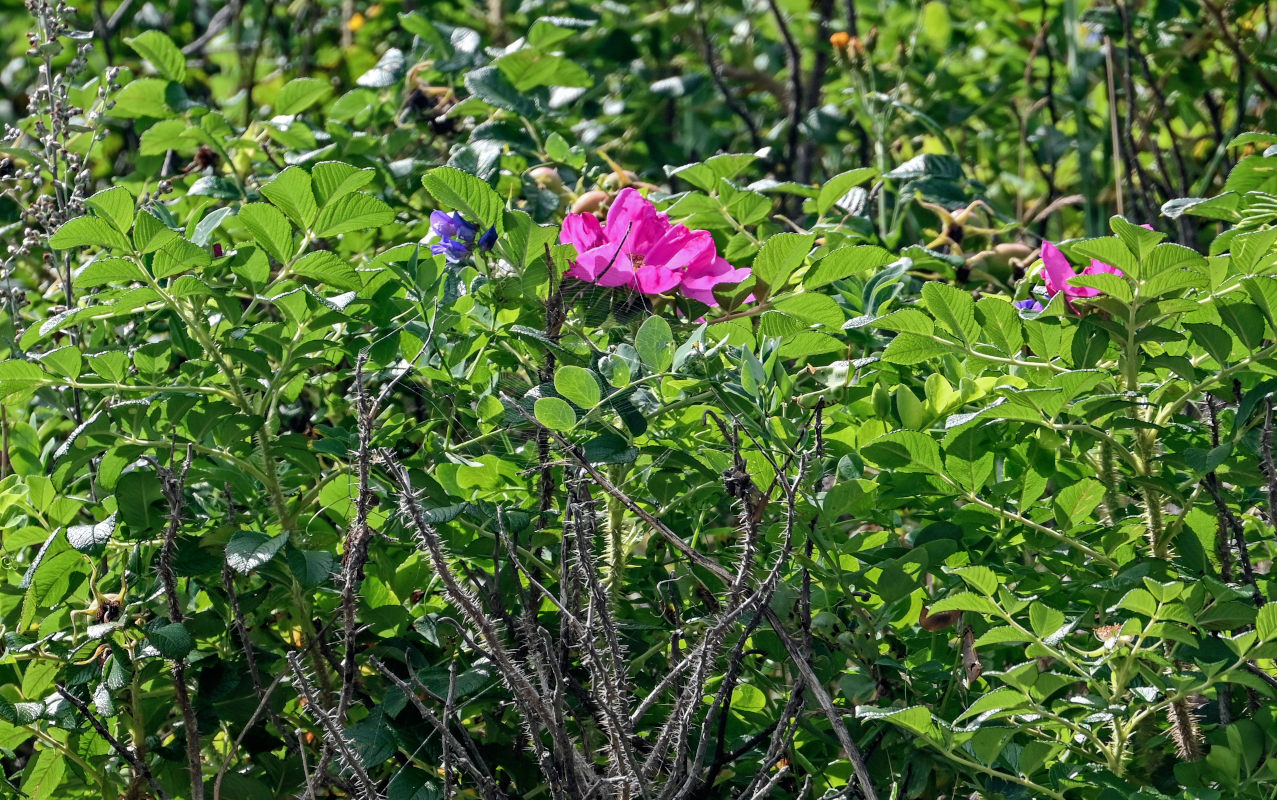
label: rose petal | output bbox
[1041,242,1075,297]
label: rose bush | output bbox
[1,2,1276,800]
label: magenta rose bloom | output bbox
[1041,241,1123,299]
[559,187,750,306]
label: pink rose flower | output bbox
[1041,225,1149,303]
[1041,241,1123,299]
[559,187,750,306]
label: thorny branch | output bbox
[1203,396,1266,607]
[154,446,204,800]
[56,684,173,800]
[348,387,870,799]
[288,651,383,800]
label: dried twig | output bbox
[694,0,762,151]
[765,0,805,189]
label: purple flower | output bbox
[431,211,478,244]
[429,211,494,263]
[430,237,470,262]
[1015,298,1043,312]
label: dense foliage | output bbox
[2,1,1277,799]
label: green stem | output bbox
[958,488,1119,569]
[930,744,1068,800]
[132,253,294,533]
[606,464,629,604]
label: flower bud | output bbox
[570,190,609,215]
[528,166,564,192]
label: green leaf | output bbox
[975,297,1024,355]
[237,203,294,263]
[275,77,332,115]
[1071,237,1138,277]
[39,346,82,379]
[753,233,815,292]
[776,331,843,358]
[1110,216,1164,261]
[0,360,55,399]
[500,209,558,269]
[1218,301,1267,350]
[111,78,174,119]
[861,430,943,474]
[953,565,998,595]
[49,216,130,251]
[804,245,896,290]
[188,175,242,199]
[291,251,361,291]
[817,168,876,214]
[1144,242,1208,277]
[635,316,674,372]
[666,153,758,193]
[1053,479,1105,528]
[1029,602,1066,639]
[1257,603,1277,641]
[153,237,211,279]
[465,65,539,117]
[554,365,602,408]
[496,49,592,91]
[973,625,1031,647]
[147,622,194,659]
[192,207,234,246]
[881,332,954,364]
[926,591,1001,616]
[528,18,583,49]
[863,308,934,335]
[133,209,179,253]
[125,31,187,82]
[288,549,336,589]
[138,118,189,156]
[1225,154,1277,194]
[856,705,936,739]
[67,514,115,555]
[1069,273,1132,303]
[956,687,1029,722]
[534,396,576,431]
[20,748,66,800]
[85,187,135,235]
[312,161,376,205]
[922,281,979,342]
[759,311,805,338]
[87,351,129,383]
[422,167,504,231]
[75,258,144,289]
[1117,587,1158,617]
[260,167,318,229]
[772,293,844,329]
[226,530,289,575]
[1184,322,1233,365]
[314,192,395,237]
